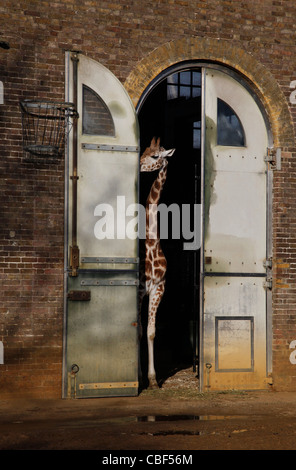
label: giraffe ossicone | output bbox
[139,137,175,389]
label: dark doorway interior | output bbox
[138,68,202,388]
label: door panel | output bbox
[67,272,138,398]
[203,277,266,390]
[78,149,138,263]
[202,68,269,391]
[64,53,139,398]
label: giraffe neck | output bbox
[146,162,168,242]
[147,161,168,206]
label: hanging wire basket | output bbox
[20,100,78,158]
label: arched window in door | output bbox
[217,98,245,147]
[82,84,115,136]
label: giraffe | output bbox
[139,137,175,389]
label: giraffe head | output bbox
[140,137,175,172]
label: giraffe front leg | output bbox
[138,287,145,389]
[147,281,165,389]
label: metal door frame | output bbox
[63,50,72,396]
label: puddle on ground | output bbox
[11,415,248,426]
[51,414,251,431]
[143,430,203,436]
[97,414,250,425]
[136,415,250,437]
[137,414,247,422]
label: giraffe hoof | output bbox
[148,380,159,390]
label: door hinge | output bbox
[264,375,273,385]
[264,277,272,290]
[263,257,272,269]
[263,257,272,289]
[265,147,281,170]
[69,245,80,277]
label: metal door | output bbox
[64,52,139,398]
[201,68,271,391]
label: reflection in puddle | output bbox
[62,414,249,435]
[137,414,246,422]
[143,430,203,436]
[136,415,249,437]
[90,414,250,425]
[137,415,198,422]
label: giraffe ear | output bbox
[166,148,175,157]
[150,137,160,149]
[161,148,175,158]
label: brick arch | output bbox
[124,37,294,147]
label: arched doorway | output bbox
[138,65,202,385]
[138,62,273,391]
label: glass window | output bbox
[167,73,178,85]
[82,85,115,136]
[180,71,191,85]
[192,87,201,98]
[167,70,201,101]
[192,72,201,86]
[180,86,191,99]
[193,121,201,149]
[167,84,178,100]
[217,99,245,146]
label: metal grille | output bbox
[20,100,77,157]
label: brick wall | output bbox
[1,0,296,396]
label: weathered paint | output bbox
[203,276,267,390]
[66,272,138,398]
[64,53,140,398]
[203,116,217,242]
[201,68,269,391]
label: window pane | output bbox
[217,99,245,146]
[180,71,191,85]
[82,85,115,136]
[167,73,178,85]
[167,84,178,100]
[180,86,191,99]
[192,72,201,86]
[193,128,201,149]
[192,87,201,98]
